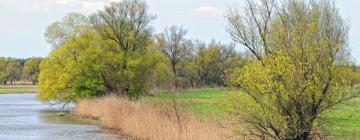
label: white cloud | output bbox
[52,0,75,6]
[19,0,75,12]
[78,0,121,14]
[18,0,119,13]
[196,5,222,16]
[19,3,47,12]
[78,1,107,14]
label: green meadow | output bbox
[147,89,360,137]
[0,84,38,94]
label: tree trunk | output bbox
[297,132,310,140]
[172,63,177,92]
[122,53,130,98]
[285,132,310,140]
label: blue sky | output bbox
[0,0,359,63]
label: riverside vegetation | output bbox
[0,57,42,93]
[75,95,229,140]
[0,57,42,86]
[30,0,360,140]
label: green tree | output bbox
[0,57,8,84]
[38,30,109,103]
[194,40,244,87]
[39,0,163,102]
[90,0,156,98]
[5,58,22,85]
[225,0,357,139]
[23,57,43,85]
[349,66,360,87]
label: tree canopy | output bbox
[226,0,356,139]
[23,57,43,85]
[39,0,164,101]
[38,0,247,103]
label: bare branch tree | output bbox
[90,0,155,53]
[225,0,276,61]
[156,25,190,91]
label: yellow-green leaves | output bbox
[38,31,109,102]
[23,57,43,85]
[226,0,353,139]
[38,26,165,102]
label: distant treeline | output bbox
[0,57,42,85]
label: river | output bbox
[0,94,119,140]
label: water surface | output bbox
[0,94,118,140]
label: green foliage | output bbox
[73,76,106,98]
[0,58,8,82]
[150,58,173,91]
[349,66,360,87]
[39,2,164,101]
[0,58,22,84]
[193,40,247,87]
[40,0,148,101]
[89,0,158,99]
[23,57,43,85]
[155,36,248,90]
[6,58,22,82]
[39,29,163,102]
[226,0,357,139]
[38,30,109,102]
[0,57,43,85]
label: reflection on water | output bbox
[38,109,99,125]
[0,94,118,140]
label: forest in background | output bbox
[0,57,42,85]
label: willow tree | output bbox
[226,0,357,139]
[90,0,157,98]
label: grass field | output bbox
[0,84,38,94]
[145,89,360,137]
[322,98,360,137]
[144,89,226,120]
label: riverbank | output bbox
[0,84,37,94]
[74,95,231,140]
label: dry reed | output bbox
[74,95,230,140]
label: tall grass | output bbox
[74,95,230,140]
